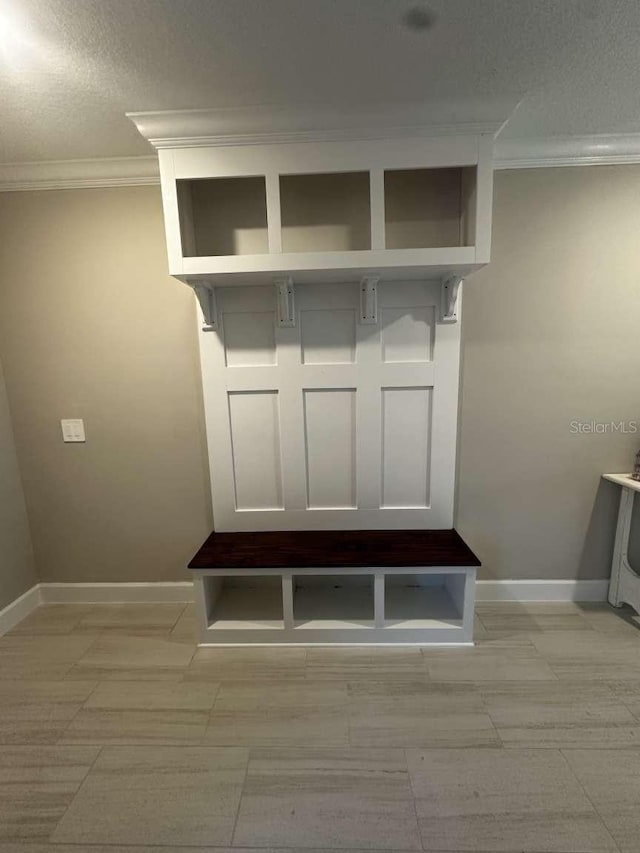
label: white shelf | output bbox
[153,134,493,284]
[178,246,479,287]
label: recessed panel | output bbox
[382,387,432,508]
[228,391,283,510]
[381,306,434,363]
[223,311,276,367]
[304,389,356,508]
[301,309,356,364]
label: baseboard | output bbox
[39,579,608,604]
[0,584,42,635]
[0,579,610,639]
[476,579,609,602]
[39,582,195,604]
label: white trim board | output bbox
[0,133,640,192]
[39,582,195,604]
[3,133,640,193]
[0,156,160,192]
[0,578,612,639]
[494,134,640,169]
[126,100,516,149]
[0,584,42,636]
[0,582,194,638]
[476,579,608,602]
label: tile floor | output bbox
[0,600,639,852]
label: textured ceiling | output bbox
[1,0,640,163]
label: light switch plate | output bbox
[61,419,85,443]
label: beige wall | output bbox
[458,165,640,579]
[0,355,37,608]
[0,186,212,583]
[0,168,638,587]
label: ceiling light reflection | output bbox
[0,9,38,70]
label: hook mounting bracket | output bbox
[275,277,295,327]
[441,275,463,323]
[360,276,379,325]
[193,282,217,331]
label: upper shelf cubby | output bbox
[384,167,476,250]
[280,172,371,253]
[177,176,269,257]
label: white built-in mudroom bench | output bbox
[128,104,503,646]
[189,529,480,645]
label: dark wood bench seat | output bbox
[189,528,481,570]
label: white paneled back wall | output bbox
[200,280,461,532]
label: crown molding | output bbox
[127,99,519,149]
[136,125,501,149]
[0,156,160,192]
[3,132,640,193]
[494,133,640,169]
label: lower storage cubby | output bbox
[193,563,475,644]
[384,573,465,629]
[293,575,374,629]
[205,576,284,630]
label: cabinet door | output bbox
[200,280,460,530]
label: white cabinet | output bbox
[155,134,493,286]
